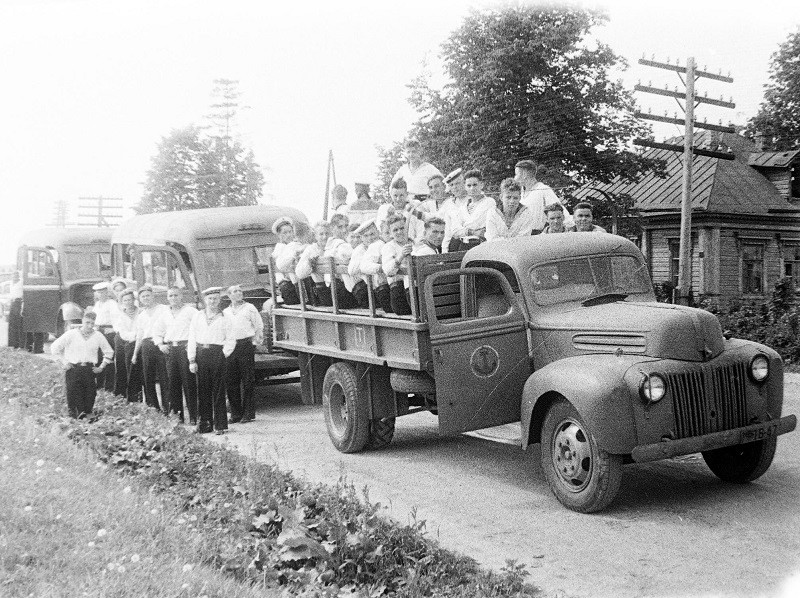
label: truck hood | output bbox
[532,301,725,362]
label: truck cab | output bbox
[272,233,796,512]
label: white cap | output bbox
[355,219,378,234]
[444,168,463,183]
[271,216,294,235]
[202,286,223,296]
[92,282,109,291]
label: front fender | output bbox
[60,302,84,322]
[522,354,649,454]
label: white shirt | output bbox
[375,202,425,243]
[135,304,168,341]
[381,240,411,288]
[328,241,356,292]
[485,205,537,241]
[420,198,457,252]
[223,301,264,345]
[359,240,388,286]
[113,310,138,342]
[51,328,114,365]
[295,243,326,283]
[152,304,198,345]
[520,182,574,231]
[452,195,496,238]
[390,162,443,196]
[347,244,371,284]
[273,241,306,284]
[187,310,234,360]
[412,241,441,257]
[92,298,120,327]
[10,279,23,300]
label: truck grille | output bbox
[666,362,749,439]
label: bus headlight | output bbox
[640,374,667,403]
[749,355,769,382]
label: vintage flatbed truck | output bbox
[270,233,797,512]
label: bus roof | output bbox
[18,227,113,249]
[110,204,309,247]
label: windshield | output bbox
[63,250,111,280]
[200,247,271,288]
[531,254,651,306]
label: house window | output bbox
[742,243,765,294]
[668,240,680,289]
[782,244,800,286]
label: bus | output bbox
[110,204,309,384]
[17,227,113,350]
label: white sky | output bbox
[0,0,798,266]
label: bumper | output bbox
[631,414,797,463]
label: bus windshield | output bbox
[531,254,651,306]
[63,250,112,281]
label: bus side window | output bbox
[98,253,111,276]
[27,249,56,279]
[141,251,168,289]
[167,252,187,289]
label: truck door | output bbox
[20,245,62,335]
[424,267,530,435]
[132,245,197,305]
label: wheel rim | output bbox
[328,383,348,433]
[551,418,593,493]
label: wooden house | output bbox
[576,131,800,307]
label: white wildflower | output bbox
[189,515,197,521]
[23,505,32,512]
[55,467,62,472]
[36,459,44,467]
[96,529,107,538]
[123,486,131,494]
[117,565,126,573]
[87,542,95,548]
[182,564,193,572]
[130,554,140,563]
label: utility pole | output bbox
[322,150,336,220]
[77,196,123,227]
[49,199,69,227]
[635,56,735,305]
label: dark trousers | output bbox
[333,281,358,309]
[65,364,96,418]
[313,282,332,307]
[96,330,116,392]
[141,338,169,412]
[278,279,300,305]
[8,298,23,348]
[226,339,255,421]
[352,280,369,308]
[374,283,393,313]
[167,343,197,422]
[26,332,45,354]
[389,281,412,315]
[113,334,128,396]
[124,340,143,402]
[197,345,227,431]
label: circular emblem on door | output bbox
[470,345,500,379]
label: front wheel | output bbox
[702,436,777,483]
[540,398,623,513]
[322,362,369,453]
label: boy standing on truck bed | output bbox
[51,310,113,419]
[224,284,263,424]
[188,287,233,434]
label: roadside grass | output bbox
[0,348,540,597]
[0,400,277,598]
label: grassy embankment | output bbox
[0,348,540,598]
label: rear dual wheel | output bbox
[322,362,395,453]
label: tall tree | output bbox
[407,4,654,190]
[747,29,800,150]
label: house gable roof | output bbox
[748,150,800,168]
[576,131,796,215]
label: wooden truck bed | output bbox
[271,251,465,372]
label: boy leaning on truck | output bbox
[51,310,114,419]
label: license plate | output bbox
[740,421,778,443]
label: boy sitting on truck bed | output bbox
[348,219,380,309]
[296,221,334,306]
[382,213,414,315]
[327,214,358,309]
[359,220,393,313]
[272,216,307,305]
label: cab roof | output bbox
[111,205,309,247]
[463,233,643,272]
[18,227,113,249]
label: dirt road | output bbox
[209,376,800,597]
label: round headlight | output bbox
[640,374,667,403]
[750,355,769,382]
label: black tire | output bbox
[322,362,369,453]
[366,418,395,450]
[540,398,623,513]
[390,369,435,394]
[702,436,777,483]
